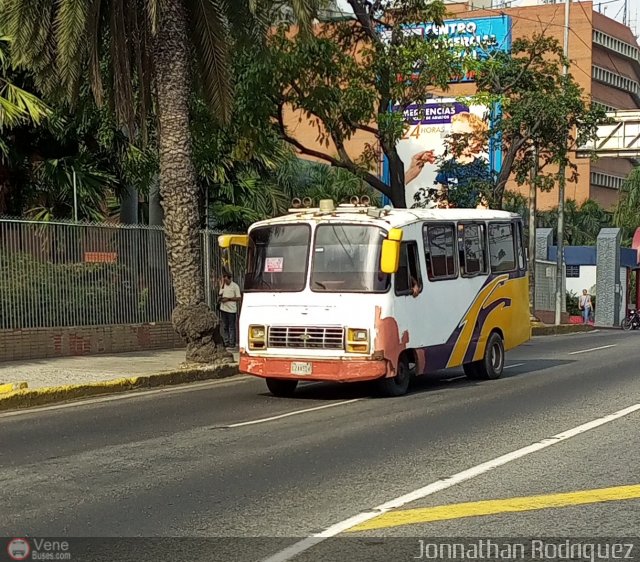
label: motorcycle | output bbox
[621,309,640,331]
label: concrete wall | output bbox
[0,323,184,363]
[566,266,597,296]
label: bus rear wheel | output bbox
[265,378,298,397]
[377,356,412,397]
[464,332,505,381]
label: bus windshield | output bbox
[244,224,311,292]
[311,224,390,293]
[244,223,389,293]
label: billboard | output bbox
[381,16,512,208]
[390,99,496,209]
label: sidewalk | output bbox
[0,349,213,389]
[0,348,240,411]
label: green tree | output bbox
[0,34,50,208]
[461,34,605,208]
[537,199,611,246]
[1,78,157,221]
[0,35,49,135]
[614,167,640,245]
[193,91,376,231]
[1,0,320,362]
[238,0,463,208]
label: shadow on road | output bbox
[257,358,575,402]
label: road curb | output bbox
[0,382,28,395]
[0,364,238,412]
[531,323,596,336]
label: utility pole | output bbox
[623,0,628,26]
[554,0,570,326]
[528,145,538,317]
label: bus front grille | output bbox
[268,326,344,350]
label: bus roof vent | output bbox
[318,199,335,213]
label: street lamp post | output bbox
[73,170,78,222]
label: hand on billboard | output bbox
[405,150,436,185]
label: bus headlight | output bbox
[249,325,266,349]
[346,328,369,353]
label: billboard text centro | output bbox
[381,16,512,83]
[421,16,512,57]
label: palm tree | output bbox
[0,34,50,212]
[614,167,640,246]
[536,199,611,246]
[1,0,320,363]
[0,35,49,134]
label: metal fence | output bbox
[0,218,245,330]
[1,217,569,329]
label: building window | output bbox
[592,65,640,97]
[566,265,580,278]
[424,224,457,280]
[593,101,617,112]
[593,30,640,64]
[591,171,625,190]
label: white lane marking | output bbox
[262,403,640,562]
[504,363,524,369]
[225,399,362,428]
[0,376,254,419]
[569,344,617,355]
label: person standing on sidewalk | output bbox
[578,289,593,325]
[218,271,241,351]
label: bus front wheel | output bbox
[377,356,412,397]
[265,378,298,397]
[464,332,505,381]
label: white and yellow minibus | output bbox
[219,198,530,397]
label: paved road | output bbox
[1,330,639,561]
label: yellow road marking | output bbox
[348,484,640,532]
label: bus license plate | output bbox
[290,362,312,376]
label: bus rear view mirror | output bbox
[218,234,249,249]
[380,228,403,274]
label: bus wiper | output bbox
[313,281,327,290]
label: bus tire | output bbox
[265,378,298,397]
[474,332,505,380]
[377,356,412,397]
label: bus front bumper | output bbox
[239,353,388,382]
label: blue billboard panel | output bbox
[381,16,512,207]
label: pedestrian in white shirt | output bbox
[578,289,593,325]
[218,271,241,350]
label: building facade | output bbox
[457,1,640,209]
[288,1,639,210]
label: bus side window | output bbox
[458,223,488,277]
[515,221,526,271]
[488,223,516,273]
[395,242,422,296]
[423,223,457,280]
